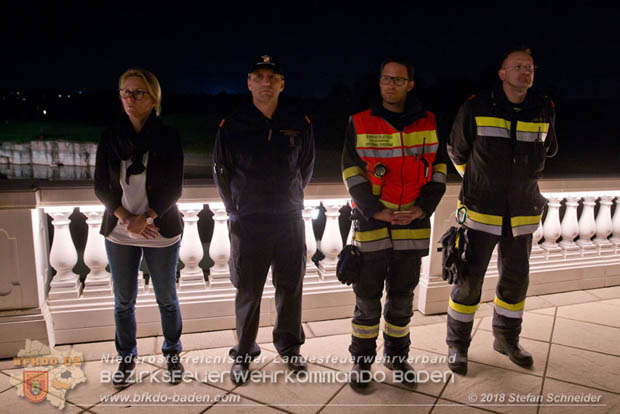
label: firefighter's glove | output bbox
[336,245,362,286]
[439,226,469,284]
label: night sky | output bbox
[1,1,618,99]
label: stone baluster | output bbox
[303,203,319,275]
[611,197,620,250]
[542,197,562,252]
[178,203,207,292]
[577,196,597,249]
[318,200,347,280]
[594,196,614,247]
[208,204,232,289]
[559,196,580,251]
[531,221,544,254]
[47,207,82,300]
[81,206,112,297]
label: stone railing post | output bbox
[594,195,614,247]
[208,204,232,289]
[559,195,580,252]
[303,202,319,276]
[81,206,112,297]
[542,196,562,252]
[577,196,597,249]
[318,199,347,280]
[611,197,620,250]
[178,203,207,292]
[46,207,81,300]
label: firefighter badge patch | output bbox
[23,371,48,403]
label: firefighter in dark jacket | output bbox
[342,57,447,389]
[446,46,557,375]
[213,55,315,385]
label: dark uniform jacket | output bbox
[94,113,184,238]
[448,87,557,236]
[213,102,315,220]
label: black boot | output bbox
[384,358,416,386]
[447,346,468,375]
[350,362,372,390]
[493,337,533,368]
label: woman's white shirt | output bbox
[106,153,181,248]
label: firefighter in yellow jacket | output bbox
[341,57,447,388]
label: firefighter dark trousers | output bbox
[446,228,533,351]
[349,249,421,364]
[228,217,306,360]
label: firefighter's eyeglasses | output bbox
[119,89,150,100]
[503,64,538,72]
[380,75,409,86]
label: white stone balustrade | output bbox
[611,197,620,248]
[542,196,562,251]
[559,196,580,250]
[81,206,111,297]
[594,196,614,246]
[207,203,232,289]
[46,207,81,300]
[2,181,617,349]
[178,203,207,292]
[577,196,597,248]
[303,203,320,275]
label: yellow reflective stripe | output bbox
[516,121,549,133]
[380,199,416,210]
[457,202,502,226]
[433,163,447,175]
[494,296,525,311]
[343,166,365,180]
[511,214,542,227]
[449,298,479,314]
[475,116,511,129]
[371,184,381,196]
[352,323,380,339]
[402,130,438,146]
[391,228,431,240]
[357,133,400,148]
[454,163,466,175]
[383,321,410,338]
[354,227,389,242]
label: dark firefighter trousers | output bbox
[446,227,533,351]
[228,217,306,361]
[350,249,421,364]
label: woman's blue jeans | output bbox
[105,239,183,359]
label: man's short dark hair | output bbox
[500,45,532,68]
[380,57,415,80]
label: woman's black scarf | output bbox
[111,111,157,184]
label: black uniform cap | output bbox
[249,54,283,75]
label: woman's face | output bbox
[120,76,155,120]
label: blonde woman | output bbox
[94,68,184,387]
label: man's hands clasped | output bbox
[372,206,425,225]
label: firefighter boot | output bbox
[447,346,468,375]
[493,337,533,368]
[350,362,373,390]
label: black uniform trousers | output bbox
[228,217,306,360]
[446,227,533,351]
[350,249,421,363]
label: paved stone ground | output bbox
[2,286,620,413]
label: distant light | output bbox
[43,110,47,115]
[67,94,71,98]
[16,91,20,95]
[78,90,83,95]
[22,97,26,102]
